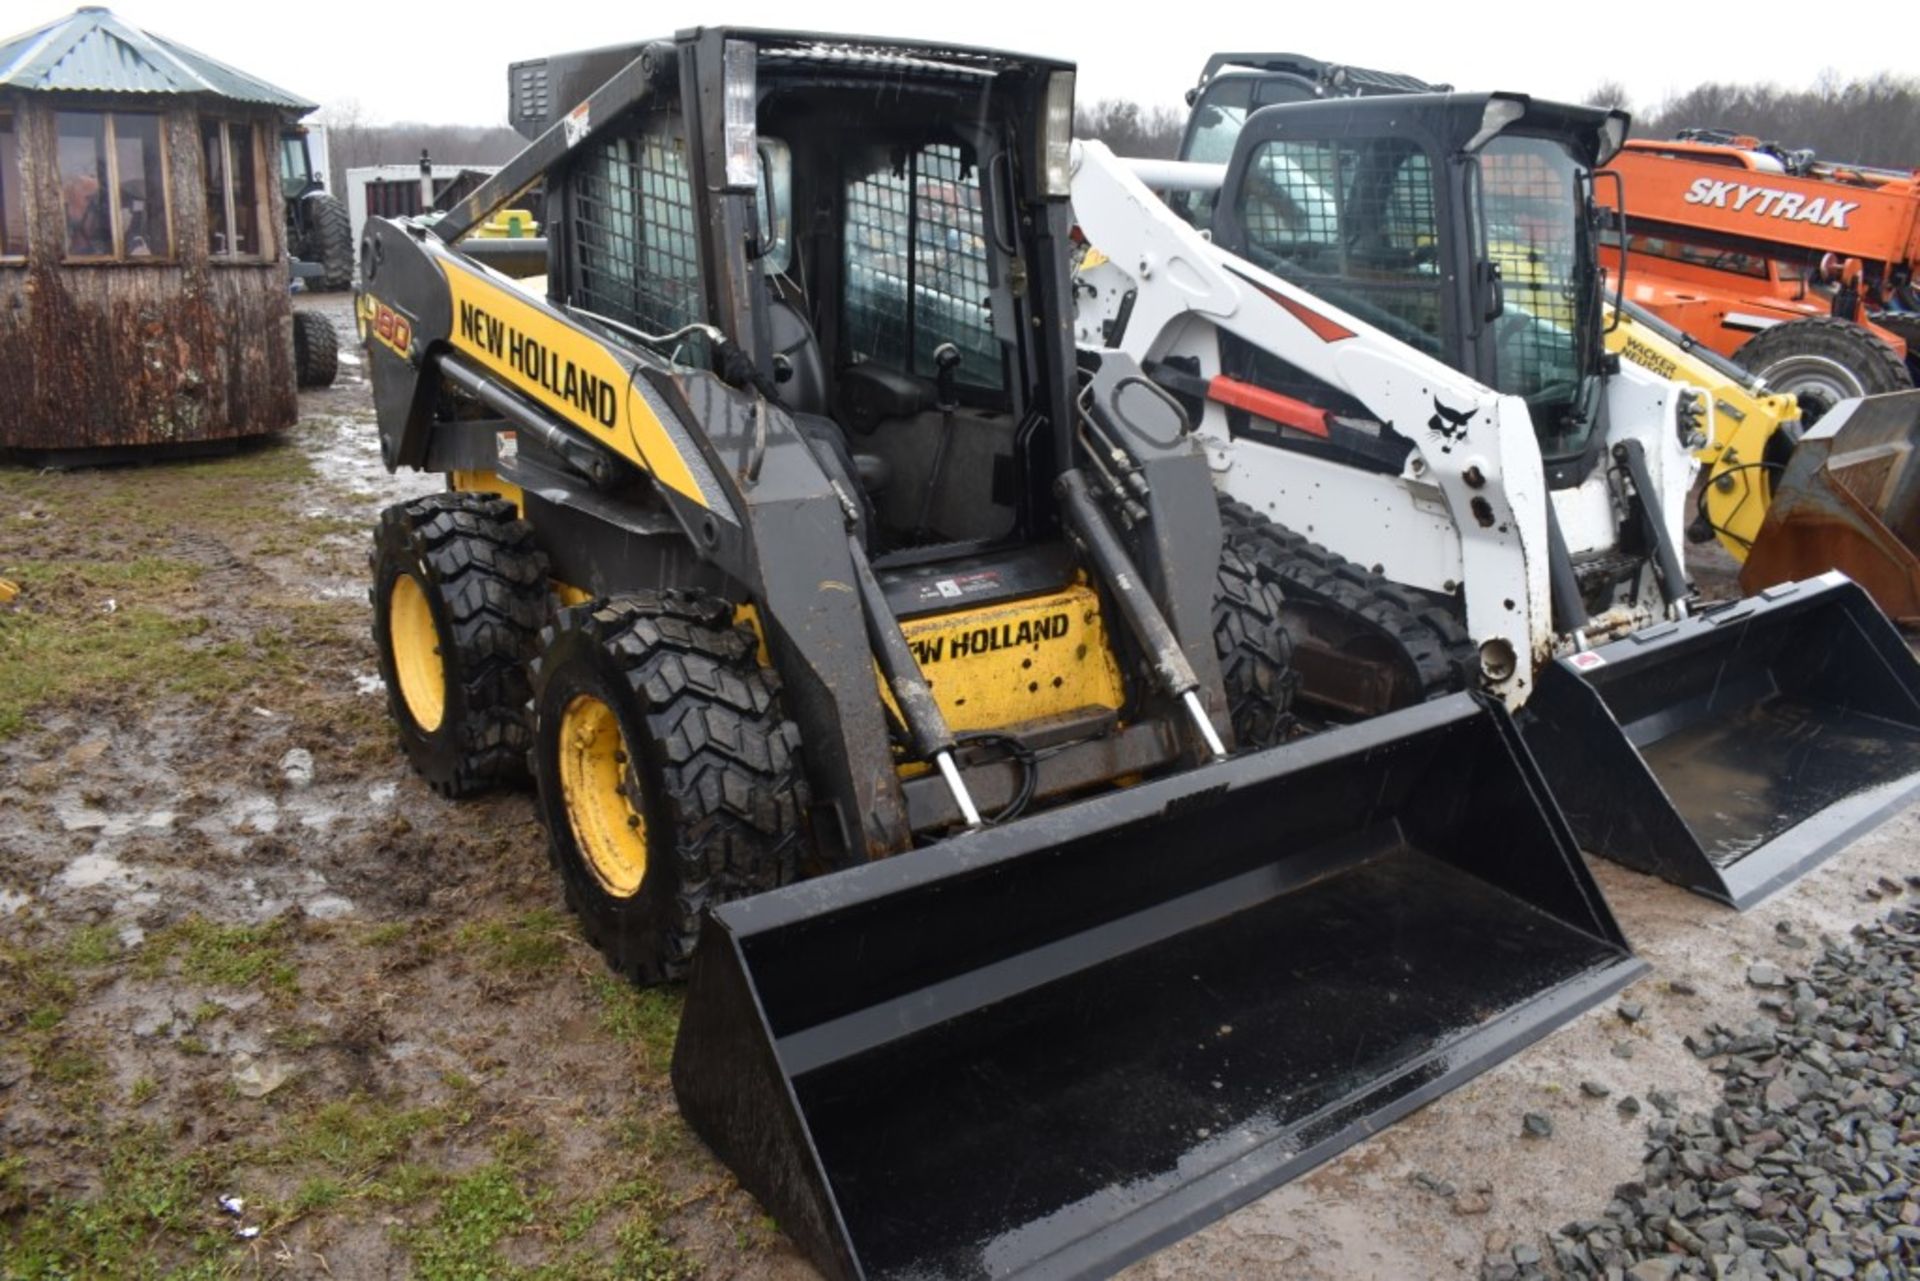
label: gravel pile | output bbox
[1485,909,1920,1281]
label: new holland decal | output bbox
[909,612,1072,666]
[456,299,619,428]
[435,257,712,510]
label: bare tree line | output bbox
[1081,74,1920,169]
[314,73,1920,196]
[1588,74,1920,168]
[1075,99,1187,159]
[314,100,526,195]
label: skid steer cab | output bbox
[1073,61,1920,909]
[355,30,1640,1277]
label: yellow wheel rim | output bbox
[558,694,648,898]
[388,573,447,733]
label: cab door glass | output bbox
[1236,135,1445,356]
[842,143,1002,389]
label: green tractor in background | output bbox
[281,123,352,292]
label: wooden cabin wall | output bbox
[0,95,296,452]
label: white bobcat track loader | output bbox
[1072,138,1695,707]
[1073,79,1920,910]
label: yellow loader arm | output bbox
[1604,303,1801,561]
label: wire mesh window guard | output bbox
[572,113,703,334]
[843,144,1001,388]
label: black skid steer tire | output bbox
[293,310,338,389]
[529,592,809,986]
[1732,316,1911,426]
[1213,545,1298,751]
[1220,498,1476,718]
[370,493,547,796]
[303,191,355,291]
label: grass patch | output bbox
[404,1160,539,1281]
[9,556,204,596]
[458,908,573,976]
[139,916,298,993]
[0,439,364,738]
[65,923,122,968]
[0,1124,233,1278]
[533,1173,695,1281]
[257,1096,462,1190]
[0,604,218,740]
[290,1175,347,1215]
[611,1218,697,1280]
[591,977,681,1071]
[0,941,76,1033]
[364,921,414,947]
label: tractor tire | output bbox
[529,592,809,985]
[370,493,547,796]
[1732,316,1911,426]
[293,310,339,389]
[1220,498,1476,719]
[1213,544,1298,751]
[302,192,355,291]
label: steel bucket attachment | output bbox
[1740,391,1920,627]
[672,694,1641,1281]
[1524,574,1920,909]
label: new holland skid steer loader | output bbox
[1074,69,1920,909]
[358,30,1642,1279]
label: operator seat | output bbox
[767,296,890,500]
[768,296,830,418]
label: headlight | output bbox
[1042,71,1075,198]
[723,40,757,190]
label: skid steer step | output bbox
[1524,573,1920,908]
[672,694,1642,1280]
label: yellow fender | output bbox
[1603,307,1800,562]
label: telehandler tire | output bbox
[369,493,547,796]
[529,592,809,985]
[1213,545,1298,750]
[1220,498,1474,718]
[1733,316,1912,425]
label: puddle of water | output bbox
[369,781,398,805]
[295,802,344,832]
[226,795,280,835]
[0,888,29,914]
[297,414,434,515]
[55,800,130,835]
[58,852,140,891]
[305,894,355,921]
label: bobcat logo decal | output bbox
[1427,398,1476,452]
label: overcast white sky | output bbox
[11,0,1912,127]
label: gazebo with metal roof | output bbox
[0,7,317,455]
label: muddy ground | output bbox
[2,291,1916,1279]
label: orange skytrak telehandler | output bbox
[1597,133,1919,413]
[1597,134,1920,615]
